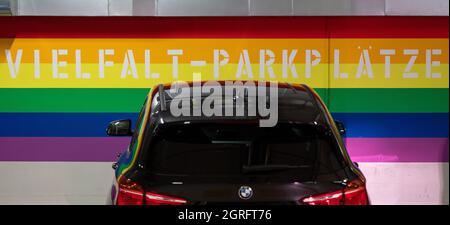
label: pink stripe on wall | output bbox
[0,137,448,162]
[346,138,449,162]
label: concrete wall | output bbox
[1,162,447,205]
[0,16,448,205]
[10,0,450,16]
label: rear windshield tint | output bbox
[145,123,347,181]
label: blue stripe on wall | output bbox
[0,113,448,137]
[0,113,137,137]
[332,113,449,138]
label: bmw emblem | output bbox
[238,186,253,200]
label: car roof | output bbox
[148,81,327,127]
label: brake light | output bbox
[116,176,187,205]
[145,192,187,205]
[302,179,369,205]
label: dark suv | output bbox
[106,81,369,205]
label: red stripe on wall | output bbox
[0,16,447,38]
[0,16,327,38]
[328,16,449,38]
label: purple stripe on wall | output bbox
[346,138,449,163]
[0,137,131,162]
[0,137,448,162]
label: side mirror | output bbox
[335,120,346,135]
[106,119,133,136]
[354,162,359,168]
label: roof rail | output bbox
[158,84,167,111]
[300,84,327,124]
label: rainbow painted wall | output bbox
[0,16,448,204]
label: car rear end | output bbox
[115,122,369,205]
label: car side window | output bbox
[128,97,148,152]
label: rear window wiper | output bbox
[242,164,311,173]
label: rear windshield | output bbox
[145,123,347,181]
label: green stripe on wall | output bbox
[0,88,447,113]
[0,88,150,113]
[329,88,449,113]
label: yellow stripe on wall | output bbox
[331,64,449,88]
[0,63,328,88]
[0,63,447,88]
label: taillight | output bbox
[116,176,187,205]
[301,179,369,205]
[302,190,344,205]
[116,176,144,205]
[343,179,369,205]
[145,192,187,205]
